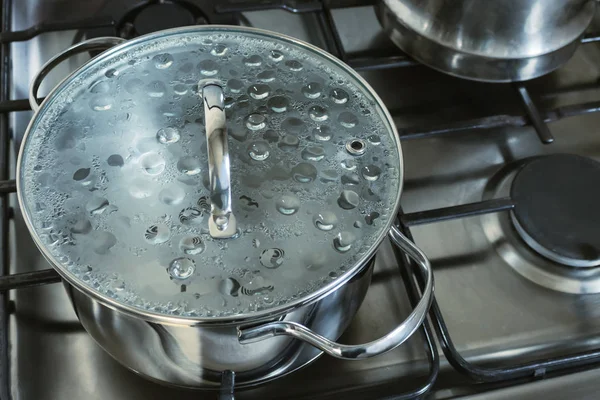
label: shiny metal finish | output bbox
[28,36,126,111]
[65,259,373,387]
[378,0,596,82]
[238,226,434,360]
[201,83,237,238]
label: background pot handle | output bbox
[237,225,434,360]
[29,36,125,112]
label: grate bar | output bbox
[401,198,515,227]
[0,269,61,292]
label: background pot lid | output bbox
[18,26,402,321]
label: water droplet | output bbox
[278,135,299,151]
[248,141,270,161]
[198,59,219,76]
[304,252,327,270]
[105,68,119,78]
[227,79,244,93]
[90,95,112,111]
[177,156,201,175]
[361,164,381,181]
[144,223,170,244]
[179,207,204,225]
[368,134,381,145]
[263,129,279,143]
[248,84,270,100]
[107,154,124,167]
[282,117,304,133]
[320,169,338,182]
[302,82,322,99]
[168,258,196,279]
[276,195,300,215]
[285,60,303,71]
[341,159,357,171]
[333,231,355,253]
[159,185,185,205]
[313,126,331,141]
[129,179,153,198]
[365,211,380,225]
[140,152,165,175]
[211,44,228,56]
[219,277,240,296]
[86,196,109,215]
[73,168,90,181]
[257,70,276,82]
[146,81,166,98]
[308,105,328,122]
[224,97,235,108]
[292,163,317,183]
[301,145,325,161]
[338,190,359,209]
[94,231,116,255]
[267,96,289,113]
[197,196,211,213]
[71,218,92,234]
[246,113,266,130]
[153,53,174,69]
[125,78,144,94]
[341,174,360,185]
[253,238,261,248]
[244,55,263,66]
[354,220,364,228]
[270,50,284,61]
[173,83,188,95]
[179,236,205,255]
[156,127,181,144]
[330,88,349,104]
[89,80,110,94]
[339,111,358,128]
[260,248,285,269]
[314,211,338,231]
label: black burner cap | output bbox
[511,154,600,267]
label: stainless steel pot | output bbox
[18,27,433,388]
[378,0,596,82]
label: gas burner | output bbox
[81,0,242,40]
[482,154,600,294]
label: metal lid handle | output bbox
[237,225,434,359]
[29,37,125,112]
[201,83,237,239]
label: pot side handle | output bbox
[29,37,126,112]
[237,225,434,360]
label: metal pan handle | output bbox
[237,225,434,360]
[29,36,126,112]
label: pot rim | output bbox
[17,25,404,326]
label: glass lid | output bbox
[18,26,402,321]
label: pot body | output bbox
[378,0,596,82]
[64,259,374,388]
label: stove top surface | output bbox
[6,1,600,399]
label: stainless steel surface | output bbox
[202,83,237,238]
[378,0,596,82]
[28,37,126,111]
[8,1,600,399]
[238,226,434,360]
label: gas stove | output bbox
[3,1,600,399]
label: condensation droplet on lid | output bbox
[107,154,124,167]
[302,82,322,99]
[278,135,299,151]
[257,70,276,82]
[301,145,325,161]
[341,174,360,185]
[179,207,204,225]
[179,236,205,255]
[270,50,284,61]
[333,231,356,253]
[361,164,382,181]
[248,84,270,100]
[90,95,112,111]
[252,238,260,248]
[125,78,144,94]
[263,129,279,143]
[153,53,174,69]
[89,80,110,94]
[227,79,244,93]
[308,105,328,122]
[338,111,358,128]
[129,179,153,199]
[159,185,185,205]
[156,127,181,144]
[285,60,303,71]
[292,162,317,183]
[105,68,119,78]
[173,84,188,95]
[338,190,359,210]
[71,218,92,234]
[140,152,165,175]
[248,141,270,161]
[313,126,331,141]
[86,196,109,215]
[244,55,263,67]
[177,156,201,175]
[365,211,380,225]
[314,211,338,231]
[168,258,196,280]
[144,223,170,244]
[267,96,288,113]
[94,231,117,255]
[281,117,304,133]
[198,59,219,76]
[260,248,285,269]
[330,88,349,104]
[354,220,364,228]
[341,159,357,171]
[276,195,300,215]
[211,44,228,56]
[246,113,266,130]
[146,81,167,98]
[368,134,381,145]
[73,168,90,181]
[219,277,240,296]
